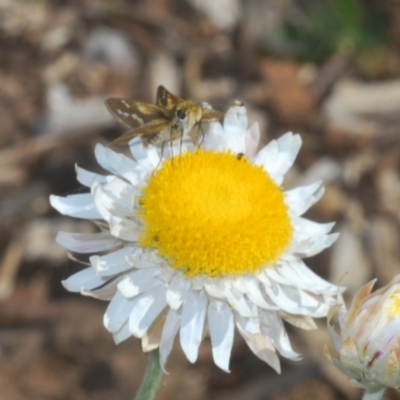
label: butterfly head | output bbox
[174,102,203,134]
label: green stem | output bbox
[362,387,385,400]
[134,349,163,400]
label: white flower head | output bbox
[51,104,342,373]
[325,276,400,396]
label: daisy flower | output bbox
[50,104,342,373]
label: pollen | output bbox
[137,149,292,277]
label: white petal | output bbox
[129,286,168,338]
[240,316,261,335]
[160,266,175,284]
[129,138,160,169]
[224,285,257,317]
[236,316,281,373]
[62,267,108,292]
[128,137,148,162]
[244,279,278,310]
[262,277,333,317]
[235,103,248,130]
[50,193,102,219]
[204,279,226,299]
[92,176,135,220]
[113,321,132,344]
[126,249,163,269]
[84,279,119,300]
[285,181,324,216]
[202,121,227,151]
[281,312,317,330]
[75,165,105,187]
[94,143,139,184]
[56,231,120,253]
[256,270,272,286]
[117,267,160,298]
[262,267,289,286]
[293,218,335,236]
[108,215,140,241]
[270,133,302,180]
[160,309,181,371]
[231,279,275,311]
[222,107,246,153]
[269,259,339,293]
[145,145,163,169]
[282,285,326,317]
[208,300,234,372]
[160,139,189,160]
[180,290,208,363]
[262,281,309,315]
[104,291,139,333]
[290,232,339,258]
[166,274,191,309]
[245,122,260,159]
[253,139,279,168]
[223,108,241,133]
[231,278,249,294]
[90,247,136,276]
[327,320,343,353]
[253,132,301,185]
[94,143,120,175]
[260,311,301,360]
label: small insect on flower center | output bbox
[138,149,292,277]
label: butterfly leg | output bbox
[179,130,184,160]
[197,123,205,151]
[153,141,165,172]
[169,136,174,165]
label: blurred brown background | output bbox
[1,0,400,399]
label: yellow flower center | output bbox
[138,149,292,277]
[386,292,400,318]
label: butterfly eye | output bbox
[176,108,186,119]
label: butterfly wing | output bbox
[156,86,185,111]
[105,98,170,129]
[201,108,224,122]
[112,119,172,144]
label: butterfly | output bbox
[105,86,223,146]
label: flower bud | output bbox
[325,276,400,397]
